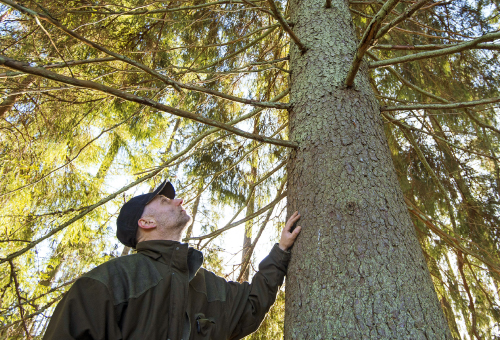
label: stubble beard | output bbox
[175,211,192,231]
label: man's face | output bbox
[142,195,192,232]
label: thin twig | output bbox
[33,16,74,78]
[368,50,500,136]
[190,24,280,72]
[382,112,498,160]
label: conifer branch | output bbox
[67,0,266,15]
[0,56,297,148]
[370,31,500,68]
[0,295,63,332]
[158,23,279,53]
[266,0,307,53]
[400,127,450,198]
[184,127,287,205]
[1,1,288,109]
[373,43,500,51]
[405,198,500,276]
[345,0,401,87]
[420,1,451,10]
[0,57,117,78]
[375,0,432,40]
[382,112,498,161]
[187,24,280,72]
[381,97,500,111]
[0,0,184,92]
[0,168,163,264]
[240,0,275,17]
[368,51,500,136]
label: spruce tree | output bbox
[0,0,499,338]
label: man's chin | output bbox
[178,213,193,229]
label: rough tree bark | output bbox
[285,0,452,338]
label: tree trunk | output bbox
[239,164,256,282]
[239,118,259,282]
[0,76,34,119]
[285,1,452,338]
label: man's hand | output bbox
[279,211,302,251]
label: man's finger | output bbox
[288,212,300,223]
[292,226,301,236]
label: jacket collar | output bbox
[136,240,204,281]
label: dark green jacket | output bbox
[43,240,290,340]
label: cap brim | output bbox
[146,181,175,204]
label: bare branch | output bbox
[0,57,116,78]
[0,76,34,118]
[373,43,500,51]
[267,0,307,53]
[240,0,275,17]
[345,0,400,86]
[0,56,297,148]
[370,31,500,68]
[381,97,500,111]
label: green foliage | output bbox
[0,0,499,338]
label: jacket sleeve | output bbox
[226,243,291,340]
[43,277,122,340]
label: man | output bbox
[44,180,301,339]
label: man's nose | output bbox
[175,198,184,206]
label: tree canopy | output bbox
[0,0,499,338]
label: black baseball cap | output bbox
[116,180,175,248]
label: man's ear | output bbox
[138,217,157,230]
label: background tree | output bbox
[0,0,499,338]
